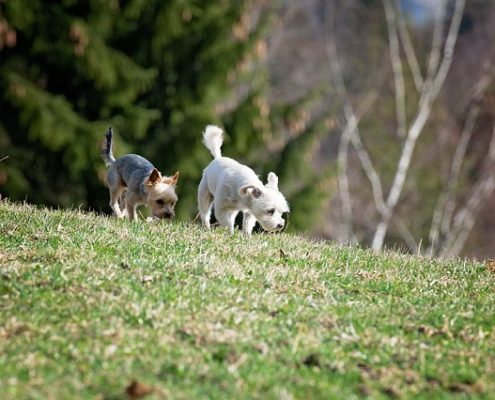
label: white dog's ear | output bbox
[239,185,262,199]
[266,172,279,190]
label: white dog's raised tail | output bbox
[203,125,224,159]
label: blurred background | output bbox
[1,0,494,259]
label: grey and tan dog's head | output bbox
[239,172,289,231]
[144,169,180,219]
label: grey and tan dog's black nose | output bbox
[163,212,173,219]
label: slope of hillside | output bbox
[0,201,494,399]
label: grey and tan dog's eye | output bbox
[156,199,165,205]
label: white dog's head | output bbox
[239,172,289,231]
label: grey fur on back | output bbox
[108,154,154,198]
[102,126,155,199]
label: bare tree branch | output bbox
[428,105,479,254]
[327,42,385,218]
[427,64,495,255]
[393,219,419,253]
[337,123,353,242]
[429,0,465,99]
[372,0,466,250]
[383,0,407,138]
[340,93,379,238]
[326,40,356,241]
[423,1,446,92]
[442,126,495,257]
[327,39,418,253]
[396,5,424,92]
[348,117,386,215]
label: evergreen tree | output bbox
[0,0,158,207]
[0,0,333,232]
[124,1,277,219]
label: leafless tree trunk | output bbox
[372,0,466,251]
[329,0,495,257]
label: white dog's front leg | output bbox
[242,212,256,236]
[216,209,238,235]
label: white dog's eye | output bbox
[266,208,275,215]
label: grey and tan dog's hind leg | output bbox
[106,169,126,218]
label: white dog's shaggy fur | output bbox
[198,125,289,235]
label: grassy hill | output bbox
[1,200,494,399]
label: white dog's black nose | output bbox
[277,223,284,229]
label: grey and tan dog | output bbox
[101,127,179,221]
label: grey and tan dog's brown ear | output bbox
[163,171,180,186]
[239,185,262,198]
[145,168,162,187]
[266,172,279,190]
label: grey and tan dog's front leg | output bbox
[109,188,126,218]
[124,192,138,221]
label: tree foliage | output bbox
[0,0,332,231]
[0,0,158,207]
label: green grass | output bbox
[1,200,494,399]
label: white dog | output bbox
[198,125,289,235]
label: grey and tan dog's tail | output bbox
[101,126,116,167]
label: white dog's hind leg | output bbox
[242,212,257,236]
[198,179,213,228]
